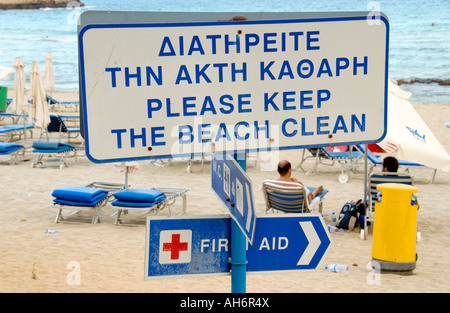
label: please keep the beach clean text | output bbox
[106,30,367,149]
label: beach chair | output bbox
[31,142,77,169]
[0,142,25,165]
[0,123,34,142]
[297,146,363,183]
[0,112,15,123]
[262,180,328,214]
[297,147,332,174]
[356,144,436,183]
[0,112,28,125]
[40,113,80,142]
[361,172,414,239]
[46,94,79,111]
[52,181,128,224]
[111,187,189,226]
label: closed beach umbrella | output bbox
[44,52,55,96]
[0,65,12,81]
[9,57,26,114]
[30,61,50,129]
[378,81,450,171]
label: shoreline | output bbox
[396,78,450,86]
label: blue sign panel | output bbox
[145,215,231,279]
[145,214,331,279]
[211,153,256,243]
[247,214,332,272]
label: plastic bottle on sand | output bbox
[327,225,344,233]
[331,212,337,226]
[325,264,350,273]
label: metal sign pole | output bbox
[231,153,247,293]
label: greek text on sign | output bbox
[79,15,389,163]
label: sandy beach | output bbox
[1,90,449,293]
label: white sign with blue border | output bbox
[78,13,389,163]
[145,214,332,279]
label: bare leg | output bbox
[312,185,324,198]
[307,186,324,202]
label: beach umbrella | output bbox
[0,65,12,81]
[9,57,26,114]
[44,52,55,96]
[29,61,50,129]
[377,81,450,172]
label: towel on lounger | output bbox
[0,142,23,153]
[111,188,166,207]
[52,186,108,203]
[113,188,166,203]
[33,142,74,151]
[111,200,164,207]
[53,195,106,207]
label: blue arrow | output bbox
[247,214,331,272]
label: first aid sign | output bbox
[145,214,331,279]
[79,12,389,163]
[159,230,192,264]
[146,215,231,278]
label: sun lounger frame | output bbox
[32,146,77,169]
[0,143,25,165]
[112,187,188,226]
[0,123,34,142]
[296,146,363,183]
[356,144,437,184]
[41,113,80,142]
[54,181,128,224]
[46,94,79,111]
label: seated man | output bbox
[277,160,324,203]
[381,156,419,210]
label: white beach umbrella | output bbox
[9,57,26,114]
[44,52,55,96]
[0,65,13,81]
[29,61,50,129]
[377,81,450,171]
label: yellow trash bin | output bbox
[371,183,418,272]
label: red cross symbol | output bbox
[163,234,188,260]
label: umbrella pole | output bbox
[23,99,30,141]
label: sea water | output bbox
[0,0,449,103]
